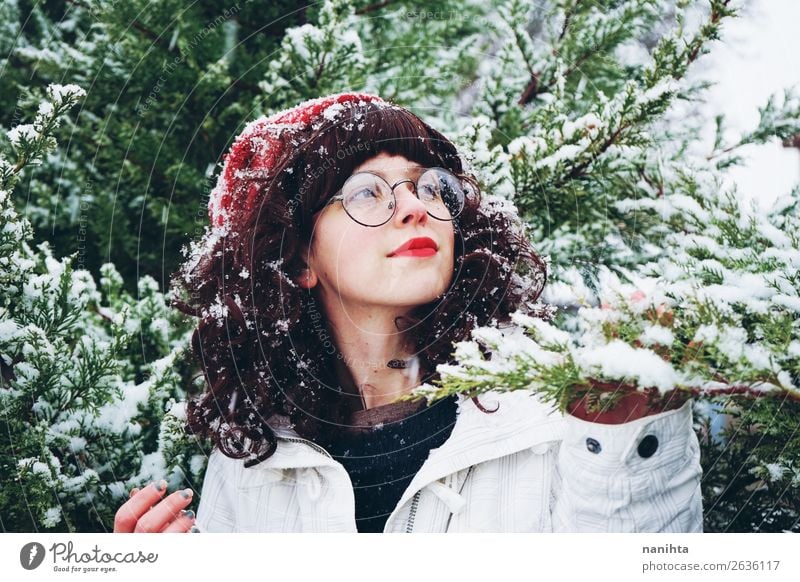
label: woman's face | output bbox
[302,152,455,312]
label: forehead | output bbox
[352,153,425,175]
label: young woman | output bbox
[113,92,701,534]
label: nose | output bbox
[392,181,428,226]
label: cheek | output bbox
[316,220,380,277]
[443,224,456,263]
[437,225,456,286]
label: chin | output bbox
[378,266,451,301]
[400,289,448,308]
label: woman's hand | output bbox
[113,480,198,533]
[567,387,691,425]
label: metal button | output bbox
[585,437,601,454]
[637,434,659,458]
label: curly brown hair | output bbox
[170,99,548,467]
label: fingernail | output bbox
[180,488,193,499]
[180,509,195,519]
[129,488,139,498]
[189,525,200,533]
[152,479,167,491]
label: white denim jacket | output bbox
[194,390,703,533]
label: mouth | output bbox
[387,237,438,258]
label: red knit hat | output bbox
[208,92,389,231]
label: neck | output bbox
[320,299,423,410]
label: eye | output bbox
[417,182,438,200]
[348,186,380,202]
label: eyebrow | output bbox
[365,165,426,180]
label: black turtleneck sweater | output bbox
[325,394,459,533]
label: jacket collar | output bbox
[389,390,565,515]
[246,391,565,531]
[248,390,565,481]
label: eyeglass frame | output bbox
[309,166,468,227]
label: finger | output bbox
[160,509,196,533]
[114,480,168,533]
[129,488,140,499]
[133,487,195,533]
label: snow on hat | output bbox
[208,92,389,231]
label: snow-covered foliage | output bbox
[258,0,369,108]
[0,89,200,532]
[3,0,798,532]
[416,180,800,406]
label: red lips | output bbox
[387,237,438,257]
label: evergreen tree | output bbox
[2,0,307,290]
[2,0,798,532]
[0,85,200,532]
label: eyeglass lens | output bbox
[341,168,465,226]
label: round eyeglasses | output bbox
[311,167,467,227]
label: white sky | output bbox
[692,0,800,212]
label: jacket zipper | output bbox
[281,436,423,533]
[444,466,474,532]
[405,491,421,533]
